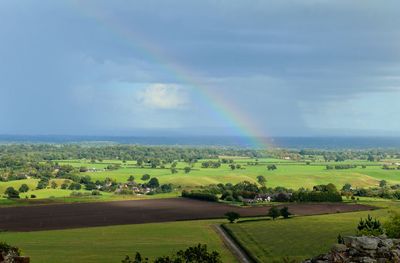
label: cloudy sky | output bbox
[1,0,400,137]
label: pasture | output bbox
[1,157,399,202]
[224,200,400,262]
[57,158,400,189]
[0,219,237,263]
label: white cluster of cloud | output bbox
[136,84,188,110]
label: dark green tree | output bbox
[225,211,240,223]
[357,214,384,236]
[147,178,160,188]
[18,184,29,193]
[5,187,19,199]
[280,207,292,219]
[267,206,280,220]
[141,174,150,181]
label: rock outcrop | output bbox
[303,235,400,263]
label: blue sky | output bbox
[1,0,400,136]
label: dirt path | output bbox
[214,225,254,263]
[0,198,375,231]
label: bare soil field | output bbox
[0,198,374,231]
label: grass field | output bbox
[224,200,400,262]
[0,219,236,263]
[57,158,400,189]
[2,158,400,204]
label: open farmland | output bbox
[0,198,373,231]
[57,158,400,189]
[223,200,400,262]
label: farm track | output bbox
[0,198,375,231]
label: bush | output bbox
[68,182,82,190]
[225,211,240,223]
[91,190,102,196]
[5,187,19,199]
[357,215,384,236]
[267,206,280,220]
[0,242,20,258]
[18,184,29,193]
[141,174,150,181]
[30,194,36,198]
[181,190,218,202]
[280,207,292,219]
[384,211,400,238]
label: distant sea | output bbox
[2,135,400,150]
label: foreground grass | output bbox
[0,220,236,263]
[224,201,400,262]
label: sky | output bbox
[1,0,400,137]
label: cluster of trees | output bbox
[341,181,400,200]
[122,244,221,263]
[201,161,221,168]
[183,181,342,204]
[224,206,292,224]
[326,164,358,170]
[181,190,219,202]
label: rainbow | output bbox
[69,2,273,149]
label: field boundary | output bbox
[212,224,257,263]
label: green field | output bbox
[57,158,400,189]
[0,219,236,263]
[224,200,400,262]
[2,158,400,204]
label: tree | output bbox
[357,214,384,236]
[68,182,82,190]
[141,174,150,181]
[280,207,292,219]
[342,183,352,191]
[5,187,19,199]
[128,175,135,182]
[225,211,240,223]
[184,167,191,174]
[61,181,69,189]
[170,167,178,174]
[257,175,266,186]
[379,180,387,188]
[147,178,160,188]
[267,206,280,220]
[267,164,277,171]
[229,164,236,170]
[18,184,29,193]
[51,181,58,189]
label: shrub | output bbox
[280,207,292,219]
[18,184,29,193]
[225,211,240,223]
[141,174,150,181]
[267,206,280,220]
[357,215,384,236]
[0,242,20,258]
[384,211,400,238]
[68,182,82,190]
[30,194,36,198]
[5,187,19,199]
